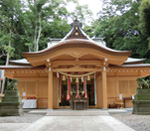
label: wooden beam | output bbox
[5,72,14,79]
[52,60,102,67]
[53,67,102,72]
[46,62,51,68]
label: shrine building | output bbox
[1,19,150,109]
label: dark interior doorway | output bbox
[59,78,95,106]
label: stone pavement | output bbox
[0,123,30,131]
[16,109,135,131]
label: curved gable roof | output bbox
[24,39,131,56]
[23,39,131,67]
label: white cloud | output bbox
[78,0,102,19]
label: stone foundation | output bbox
[0,90,23,116]
[132,89,150,115]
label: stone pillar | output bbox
[102,67,107,109]
[48,69,53,109]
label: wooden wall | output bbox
[16,72,138,109]
[17,74,60,109]
[107,77,138,108]
[17,78,48,108]
[107,77,117,107]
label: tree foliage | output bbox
[139,0,150,48]
[95,0,150,61]
[0,0,24,64]
[20,0,71,51]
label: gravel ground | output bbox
[0,113,45,123]
[111,112,150,131]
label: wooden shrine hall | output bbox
[1,19,150,109]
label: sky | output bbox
[66,0,103,24]
[78,0,102,19]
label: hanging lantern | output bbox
[56,72,59,78]
[81,77,84,82]
[87,75,90,81]
[62,75,66,81]
[82,91,84,95]
[76,78,79,83]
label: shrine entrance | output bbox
[59,72,96,108]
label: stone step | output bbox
[46,110,109,116]
[0,108,23,116]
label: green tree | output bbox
[69,4,93,25]
[95,0,149,60]
[21,0,78,51]
[0,0,23,93]
[83,20,98,38]
[139,0,150,48]
[20,0,93,51]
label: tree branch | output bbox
[0,49,7,58]
[35,12,42,51]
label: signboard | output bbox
[23,92,26,97]
[119,94,122,100]
[132,95,134,100]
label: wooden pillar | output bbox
[53,75,59,109]
[102,67,107,108]
[96,73,102,108]
[48,69,53,109]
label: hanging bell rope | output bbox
[76,78,79,83]
[58,70,97,78]
[62,75,66,81]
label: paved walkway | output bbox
[0,123,30,131]
[16,109,135,131]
